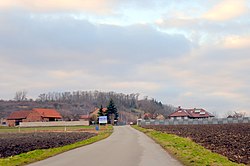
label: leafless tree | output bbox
[212,111,218,118]
[14,90,28,101]
[226,111,246,118]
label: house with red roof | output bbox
[7,108,62,126]
[32,108,62,121]
[168,106,214,120]
[79,107,108,122]
[143,113,153,120]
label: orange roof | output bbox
[7,110,32,120]
[32,108,62,119]
[90,107,107,115]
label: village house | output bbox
[7,108,62,127]
[155,114,165,120]
[142,113,165,120]
[168,106,214,120]
[142,113,153,120]
[80,107,108,123]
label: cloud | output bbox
[222,35,250,49]
[0,12,191,67]
[134,41,250,116]
[0,0,116,14]
[0,2,250,117]
[203,0,247,21]
[110,81,162,92]
[0,10,191,98]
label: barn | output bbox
[7,108,62,126]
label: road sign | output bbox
[99,116,107,124]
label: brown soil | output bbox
[142,123,250,165]
[0,132,96,158]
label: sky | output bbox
[0,0,250,117]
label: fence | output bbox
[19,121,89,127]
[138,117,250,126]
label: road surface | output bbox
[29,126,182,166]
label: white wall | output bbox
[19,121,89,127]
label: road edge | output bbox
[132,125,243,166]
[0,126,113,166]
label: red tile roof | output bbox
[186,109,213,118]
[90,108,108,116]
[7,110,32,120]
[33,108,62,119]
[168,110,190,117]
[169,107,214,118]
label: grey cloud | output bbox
[0,10,191,73]
[0,10,192,100]
[157,17,250,39]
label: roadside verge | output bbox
[132,125,244,166]
[0,126,113,166]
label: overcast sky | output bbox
[0,0,250,116]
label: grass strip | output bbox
[132,125,245,166]
[0,125,95,133]
[0,126,113,166]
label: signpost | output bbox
[99,116,107,124]
[97,116,107,131]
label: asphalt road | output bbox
[28,125,182,166]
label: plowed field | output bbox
[0,132,96,158]
[142,123,250,165]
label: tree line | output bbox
[10,90,175,121]
[37,91,139,109]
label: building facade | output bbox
[169,106,214,120]
[7,108,62,126]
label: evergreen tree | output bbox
[106,99,118,124]
[98,105,105,117]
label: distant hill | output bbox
[0,91,175,122]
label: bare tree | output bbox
[14,90,28,101]
[226,111,246,118]
[212,111,218,118]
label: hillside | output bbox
[0,91,175,122]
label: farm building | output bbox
[169,106,214,120]
[7,108,62,126]
[80,107,108,123]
